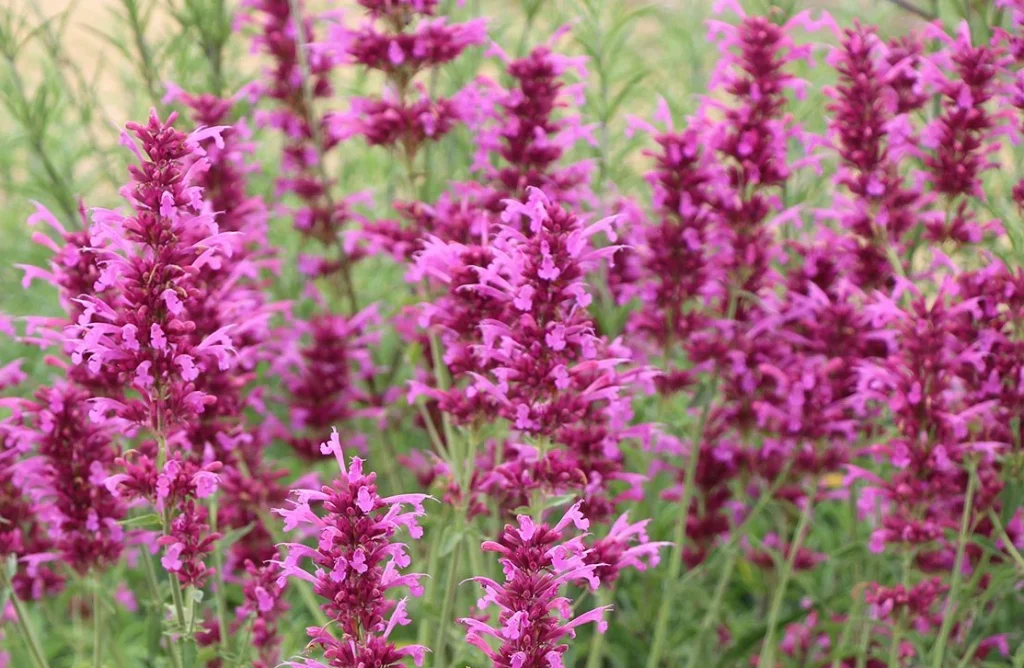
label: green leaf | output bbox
[218,522,256,551]
[121,513,163,529]
[440,524,468,558]
[1000,480,1024,528]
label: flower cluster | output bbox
[325,2,486,157]
[412,188,645,520]
[270,308,381,460]
[461,503,610,667]
[21,382,126,574]
[275,429,429,666]
[7,2,1024,667]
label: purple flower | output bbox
[274,428,429,665]
[461,502,611,668]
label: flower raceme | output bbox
[67,110,236,429]
[6,3,1024,668]
[275,428,430,666]
[461,502,611,668]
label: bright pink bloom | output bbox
[461,502,611,668]
[274,428,429,665]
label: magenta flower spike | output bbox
[274,428,430,666]
[461,501,611,668]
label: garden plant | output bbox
[2,0,1024,666]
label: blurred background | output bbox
[0,0,922,366]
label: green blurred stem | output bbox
[989,511,1024,573]
[231,618,253,668]
[162,507,192,667]
[887,551,913,667]
[585,588,613,668]
[29,2,120,189]
[0,564,50,668]
[431,541,464,667]
[286,0,362,318]
[645,374,719,668]
[758,482,817,668]
[119,0,162,104]
[209,498,231,661]
[93,578,103,668]
[0,48,79,223]
[930,468,977,668]
[687,550,738,668]
[883,0,937,20]
[831,595,863,668]
[887,613,905,668]
[142,548,182,668]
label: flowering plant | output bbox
[2,1,1024,667]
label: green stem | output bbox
[831,595,863,668]
[854,611,872,668]
[120,0,162,104]
[161,507,191,667]
[887,613,905,668]
[585,588,613,668]
[432,544,464,667]
[832,483,864,668]
[0,564,50,668]
[758,481,817,668]
[93,578,103,668]
[678,461,793,590]
[141,548,182,668]
[209,499,231,661]
[887,550,914,668]
[418,513,444,647]
[286,0,362,317]
[686,550,738,668]
[232,619,253,668]
[296,575,330,628]
[931,469,978,667]
[989,510,1024,574]
[646,376,719,668]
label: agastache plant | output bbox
[275,428,430,667]
[461,502,610,668]
[6,2,1024,667]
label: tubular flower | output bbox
[274,428,429,666]
[823,22,921,287]
[461,502,611,668]
[22,382,126,574]
[67,110,234,430]
[271,308,381,460]
[0,398,64,600]
[584,513,669,586]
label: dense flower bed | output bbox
[3,0,1024,666]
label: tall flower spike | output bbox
[22,382,126,574]
[274,428,429,666]
[461,502,611,668]
[0,397,64,601]
[271,308,382,460]
[823,22,920,288]
[464,41,596,213]
[68,110,234,430]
